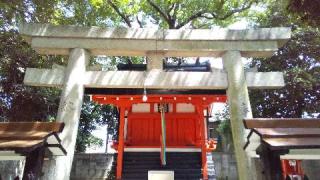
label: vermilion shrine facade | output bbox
[16,23,298,180]
[92,94,226,149]
[92,93,226,179]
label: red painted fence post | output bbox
[116,106,126,179]
[197,105,208,180]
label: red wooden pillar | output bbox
[116,106,126,179]
[197,105,208,180]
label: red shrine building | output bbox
[82,59,230,180]
[92,92,226,180]
[86,61,231,179]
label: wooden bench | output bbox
[0,121,66,179]
[244,118,320,150]
[243,118,320,180]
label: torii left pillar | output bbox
[42,48,89,180]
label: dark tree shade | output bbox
[250,25,320,118]
[287,0,320,26]
[0,31,61,122]
[248,0,320,118]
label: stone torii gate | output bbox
[19,23,291,180]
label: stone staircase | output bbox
[113,152,216,180]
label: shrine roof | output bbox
[85,88,226,95]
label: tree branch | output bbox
[171,3,179,25]
[175,1,255,29]
[175,10,206,29]
[168,3,175,15]
[136,16,143,28]
[107,0,132,27]
[216,1,254,20]
[146,0,174,28]
[200,13,217,20]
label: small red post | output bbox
[116,106,126,179]
[198,106,208,180]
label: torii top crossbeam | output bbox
[19,23,290,57]
[20,23,290,90]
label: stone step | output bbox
[113,152,217,180]
[122,152,204,180]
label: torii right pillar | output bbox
[222,51,260,180]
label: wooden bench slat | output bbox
[0,140,43,149]
[254,128,320,138]
[243,118,320,151]
[243,119,320,128]
[0,131,54,140]
[0,122,64,133]
[263,137,320,150]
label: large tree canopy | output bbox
[1,0,260,29]
[76,0,259,29]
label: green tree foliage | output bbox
[76,96,119,152]
[0,30,62,122]
[215,106,234,152]
[250,30,320,118]
[105,0,259,29]
[141,0,257,28]
[249,1,320,118]
[287,0,320,27]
